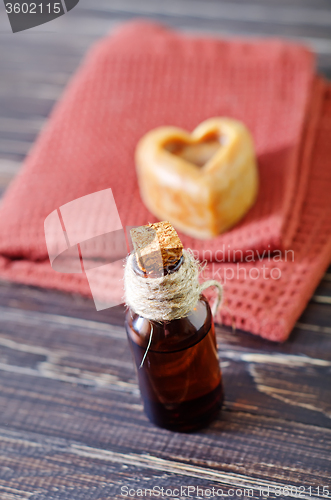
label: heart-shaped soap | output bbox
[135,118,258,239]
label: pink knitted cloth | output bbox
[0,21,330,341]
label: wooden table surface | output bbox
[0,1,331,499]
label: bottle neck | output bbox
[132,254,184,278]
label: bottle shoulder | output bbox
[125,295,212,353]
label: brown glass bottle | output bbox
[125,257,223,432]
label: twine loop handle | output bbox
[199,279,223,317]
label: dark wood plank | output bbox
[0,281,329,499]
[0,370,330,482]
[1,425,330,500]
[2,428,328,500]
[0,283,330,428]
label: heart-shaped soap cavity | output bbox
[164,132,225,168]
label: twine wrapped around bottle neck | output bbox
[124,249,223,321]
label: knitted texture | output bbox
[0,21,330,341]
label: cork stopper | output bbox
[130,221,183,275]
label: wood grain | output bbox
[0,281,330,499]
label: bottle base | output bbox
[142,382,224,433]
